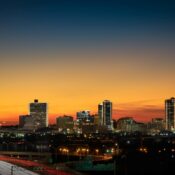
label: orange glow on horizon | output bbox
[0,52,173,125]
[0,102,165,125]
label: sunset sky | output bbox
[0,0,175,124]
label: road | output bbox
[0,156,74,175]
[0,160,38,175]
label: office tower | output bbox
[76,110,95,133]
[103,100,112,127]
[98,103,103,125]
[29,99,48,128]
[98,100,112,129]
[165,97,175,131]
[77,110,91,121]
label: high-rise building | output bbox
[98,100,112,129]
[165,97,175,131]
[29,99,48,128]
[98,103,103,125]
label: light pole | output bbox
[11,166,14,175]
[11,166,18,175]
[11,165,24,175]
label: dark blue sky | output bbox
[0,0,175,53]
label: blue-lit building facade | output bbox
[165,97,175,131]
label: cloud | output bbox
[113,101,164,122]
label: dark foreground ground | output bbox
[76,149,175,175]
[114,149,175,175]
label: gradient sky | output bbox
[0,0,175,124]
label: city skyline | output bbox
[0,97,167,125]
[1,0,175,124]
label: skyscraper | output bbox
[29,99,48,129]
[98,100,112,129]
[98,103,103,125]
[165,97,175,131]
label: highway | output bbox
[0,160,38,175]
[0,156,76,175]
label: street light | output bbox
[11,166,14,175]
[11,166,18,175]
[95,149,99,155]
